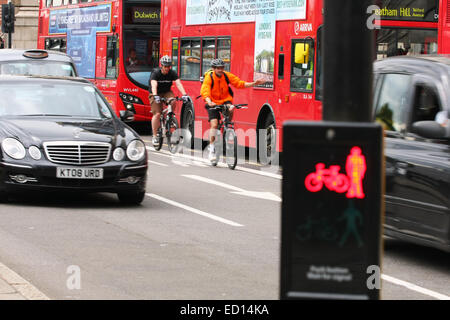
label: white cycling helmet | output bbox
[211,58,225,68]
[160,55,172,66]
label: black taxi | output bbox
[0,49,78,77]
[373,55,450,252]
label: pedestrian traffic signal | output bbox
[280,121,383,300]
[1,3,15,34]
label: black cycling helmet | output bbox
[211,58,225,68]
[160,55,172,66]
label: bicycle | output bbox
[153,97,183,153]
[208,103,248,170]
[295,216,339,242]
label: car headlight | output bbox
[126,140,145,162]
[29,146,42,160]
[113,147,125,161]
[2,138,26,160]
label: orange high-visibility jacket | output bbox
[200,71,246,105]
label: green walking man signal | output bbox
[1,2,15,34]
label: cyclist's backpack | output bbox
[202,69,234,97]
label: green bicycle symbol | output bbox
[295,216,339,242]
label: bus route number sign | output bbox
[280,121,383,300]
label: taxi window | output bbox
[0,61,77,77]
[374,73,412,132]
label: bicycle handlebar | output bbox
[160,97,184,103]
[210,104,248,110]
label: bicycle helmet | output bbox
[160,55,172,66]
[211,58,225,68]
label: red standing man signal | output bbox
[346,147,366,199]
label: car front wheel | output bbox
[117,191,145,205]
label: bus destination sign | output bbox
[132,7,161,24]
[376,0,438,22]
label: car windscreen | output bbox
[0,61,77,77]
[0,83,113,119]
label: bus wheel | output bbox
[182,106,195,149]
[259,116,276,165]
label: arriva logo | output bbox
[294,22,313,35]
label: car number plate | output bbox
[56,167,104,179]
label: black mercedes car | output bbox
[373,55,450,252]
[0,75,147,204]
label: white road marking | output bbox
[146,146,282,179]
[148,160,168,167]
[0,262,50,300]
[146,193,244,227]
[182,174,281,202]
[381,274,450,300]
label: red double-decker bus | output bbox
[162,0,324,161]
[161,0,447,160]
[37,0,161,122]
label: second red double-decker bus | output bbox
[38,0,161,122]
[161,0,324,162]
[161,0,446,161]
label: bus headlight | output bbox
[2,138,26,160]
[126,140,145,162]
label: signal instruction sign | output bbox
[280,121,383,300]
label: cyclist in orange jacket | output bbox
[200,58,265,162]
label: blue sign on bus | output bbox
[49,4,111,34]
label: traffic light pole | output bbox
[323,0,375,122]
[2,1,14,48]
[8,1,12,48]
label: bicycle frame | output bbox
[154,97,183,152]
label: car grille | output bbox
[43,142,111,165]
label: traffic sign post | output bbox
[280,122,383,300]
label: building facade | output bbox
[0,0,39,49]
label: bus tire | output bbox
[258,115,276,165]
[182,105,195,149]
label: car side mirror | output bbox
[411,121,447,139]
[119,110,134,123]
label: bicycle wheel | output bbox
[154,126,163,151]
[224,128,237,170]
[167,116,180,154]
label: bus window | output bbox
[172,39,179,75]
[217,38,231,72]
[181,39,201,81]
[202,38,216,74]
[278,54,285,79]
[376,28,438,59]
[106,36,118,79]
[45,38,66,52]
[291,38,315,92]
[316,26,323,101]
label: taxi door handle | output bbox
[395,162,409,175]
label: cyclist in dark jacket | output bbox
[149,55,190,146]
